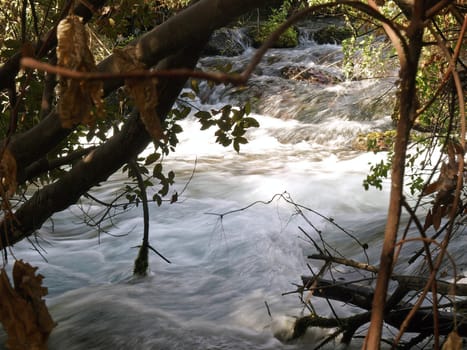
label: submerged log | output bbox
[299,276,467,338]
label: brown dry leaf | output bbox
[56,15,103,128]
[422,180,441,196]
[113,47,164,140]
[0,148,17,199]
[422,142,461,230]
[0,260,55,350]
[126,77,164,140]
[423,208,433,231]
[423,143,459,195]
[442,331,462,350]
[422,161,457,198]
[432,205,443,230]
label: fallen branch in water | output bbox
[289,274,467,347]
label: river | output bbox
[1,20,422,350]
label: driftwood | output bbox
[297,275,467,341]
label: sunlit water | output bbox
[3,21,462,350]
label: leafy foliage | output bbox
[363,158,390,191]
[340,1,465,202]
[253,0,299,48]
[195,102,259,153]
[342,34,395,80]
[93,0,191,50]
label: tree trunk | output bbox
[0,0,269,248]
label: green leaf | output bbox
[233,140,240,153]
[179,106,191,119]
[181,92,196,100]
[243,117,260,128]
[232,125,246,137]
[169,134,179,147]
[153,163,163,177]
[191,79,199,94]
[244,101,251,115]
[195,111,211,119]
[167,170,175,183]
[200,120,215,130]
[216,133,231,146]
[159,182,169,196]
[231,108,243,122]
[236,136,248,144]
[153,194,162,206]
[219,122,231,132]
[172,124,183,133]
[221,105,232,116]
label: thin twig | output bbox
[147,244,171,264]
[308,254,378,274]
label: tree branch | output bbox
[20,146,97,183]
[7,0,269,185]
[0,0,271,248]
[298,276,467,339]
[0,45,201,248]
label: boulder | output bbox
[204,28,248,57]
[313,24,352,44]
[280,66,340,84]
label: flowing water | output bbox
[1,21,453,349]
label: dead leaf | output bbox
[126,77,163,140]
[0,149,17,199]
[113,47,164,140]
[422,142,461,230]
[432,205,443,230]
[0,260,55,350]
[423,209,433,231]
[423,161,457,198]
[56,15,103,128]
[422,180,441,196]
[442,331,462,350]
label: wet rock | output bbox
[251,25,299,48]
[352,130,396,152]
[313,24,352,44]
[204,28,248,57]
[280,66,341,84]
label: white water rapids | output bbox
[3,20,458,350]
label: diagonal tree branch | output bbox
[0,0,270,248]
[0,46,201,248]
[7,0,269,184]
